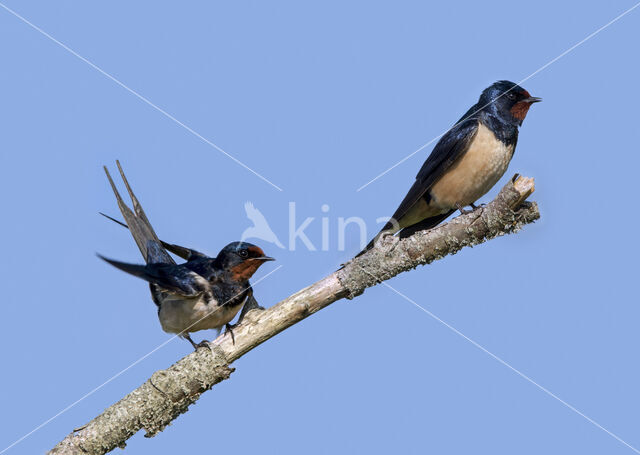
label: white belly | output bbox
[158,294,245,334]
[430,123,514,209]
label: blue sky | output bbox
[1,1,640,454]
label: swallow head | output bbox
[217,241,274,281]
[479,80,541,126]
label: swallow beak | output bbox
[256,256,275,262]
[522,96,542,104]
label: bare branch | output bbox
[49,175,539,455]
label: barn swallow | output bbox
[360,80,540,255]
[98,161,274,349]
[99,212,268,326]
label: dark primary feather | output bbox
[397,210,454,239]
[97,248,209,297]
[99,212,207,261]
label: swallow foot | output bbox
[196,340,212,351]
[185,334,198,350]
[225,323,236,345]
[456,203,472,215]
[185,334,211,351]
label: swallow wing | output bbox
[98,253,209,296]
[103,161,174,265]
[99,212,208,261]
[161,242,208,261]
[385,115,480,228]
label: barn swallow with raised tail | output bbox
[99,212,268,331]
[98,161,274,349]
[359,80,540,255]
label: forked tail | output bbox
[103,161,174,265]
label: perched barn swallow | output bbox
[98,162,274,349]
[360,80,540,254]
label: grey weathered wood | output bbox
[49,175,539,455]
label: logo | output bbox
[240,201,394,252]
[241,202,285,248]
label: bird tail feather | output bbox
[98,212,205,261]
[103,161,174,265]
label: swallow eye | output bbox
[506,92,517,100]
[239,249,249,258]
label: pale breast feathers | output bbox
[429,123,514,209]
